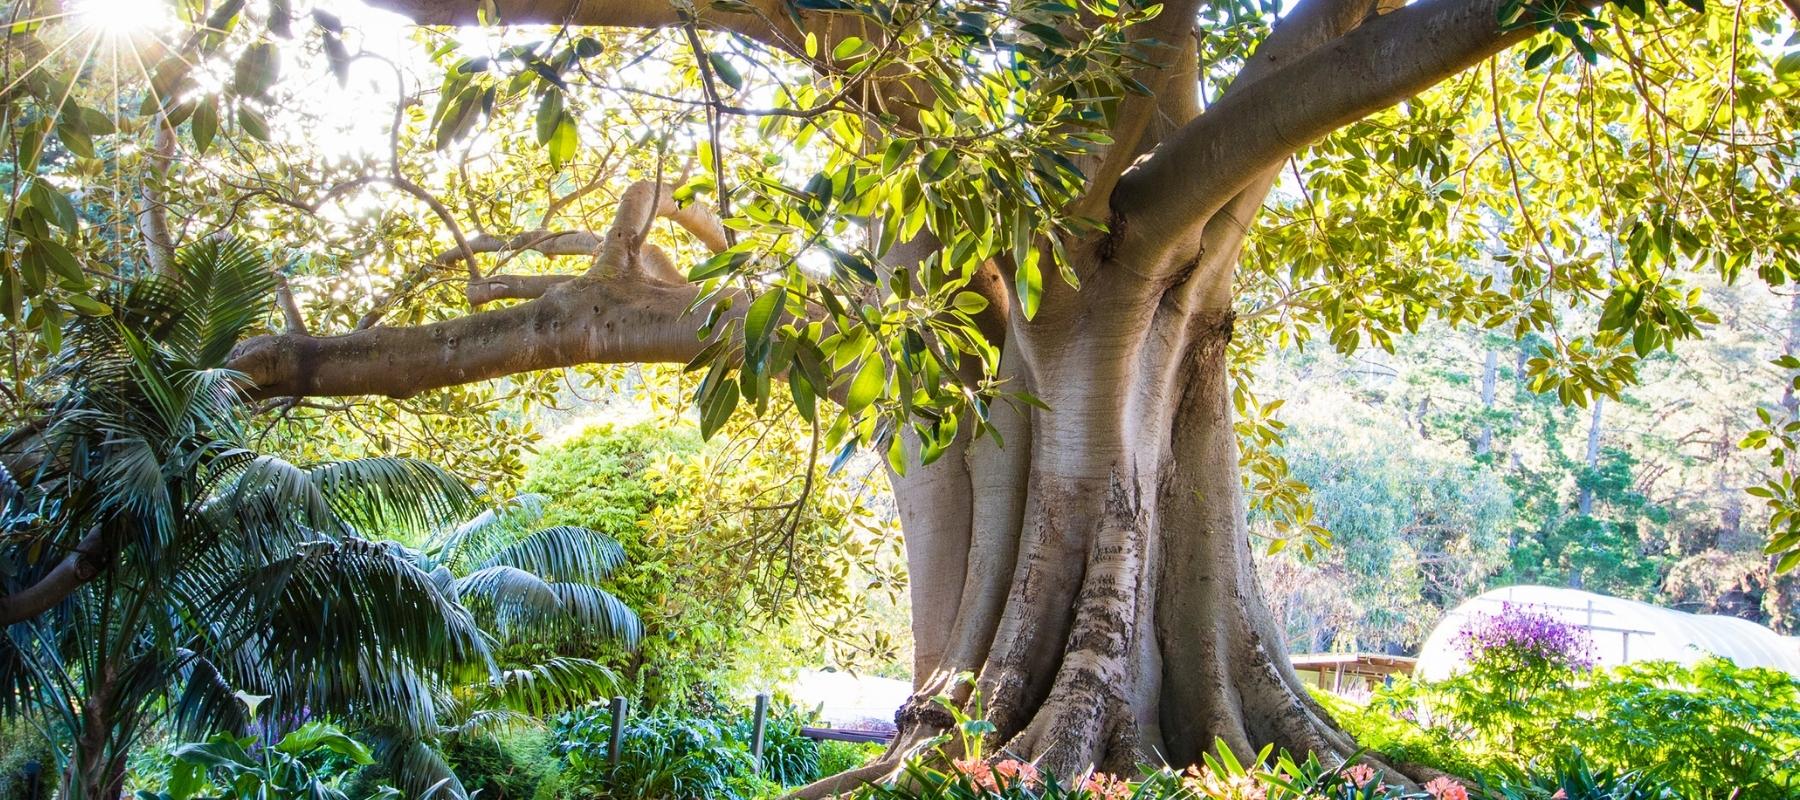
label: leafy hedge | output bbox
[1330,656,1800,798]
[551,700,826,799]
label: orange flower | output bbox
[1081,772,1133,800]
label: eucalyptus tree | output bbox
[2,0,1798,792]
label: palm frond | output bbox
[167,239,277,368]
[454,565,558,636]
[549,582,643,648]
[220,539,490,679]
[308,458,478,541]
[476,525,628,584]
[431,494,546,569]
[372,737,468,800]
[468,657,619,718]
[441,708,536,739]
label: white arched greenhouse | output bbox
[1415,584,1800,681]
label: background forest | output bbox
[1253,280,1800,655]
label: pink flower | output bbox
[993,759,1042,788]
[1425,777,1469,800]
[952,758,997,792]
[1342,764,1376,787]
[1551,791,1567,800]
[1082,772,1133,800]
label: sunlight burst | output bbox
[71,0,170,38]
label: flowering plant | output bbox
[1452,604,1596,675]
[858,736,1465,800]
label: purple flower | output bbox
[1453,603,1595,671]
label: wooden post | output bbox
[608,696,628,766]
[751,693,770,775]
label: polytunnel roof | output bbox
[1414,584,1800,681]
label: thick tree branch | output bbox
[0,528,105,626]
[237,181,735,400]
[1113,0,1569,246]
[230,274,715,399]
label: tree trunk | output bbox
[62,665,126,800]
[800,213,1369,795]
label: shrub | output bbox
[553,706,756,799]
[729,704,822,787]
[818,740,886,778]
[1333,656,1800,799]
[1477,750,1674,800]
[0,719,55,800]
[442,732,555,800]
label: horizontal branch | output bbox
[0,528,105,626]
[1113,0,1566,246]
[231,274,718,400]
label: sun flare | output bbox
[71,0,170,38]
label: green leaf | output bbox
[191,98,219,155]
[918,149,958,182]
[547,117,578,168]
[789,368,816,423]
[689,248,750,281]
[535,91,563,145]
[831,36,867,60]
[1523,42,1556,69]
[881,139,916,173]
[708,53,744,91]
[745,288,786,354]
[32,241,83,283]
[1014,248,1043,320]
[237,106,270,141]
[167,761,205,800]
[951,291,989,315]
[65,294,111,316]
[698,372,740,440]
[845,356,885,415]
[232,43,280,99]
[26,180,77,232]
[276,721,374,764]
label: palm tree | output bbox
[349,497,644,800]
[0,241,637,800]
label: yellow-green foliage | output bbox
[1327,658,1800,799]
[522,420,905,705]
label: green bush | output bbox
[553,706,756,799]
[442,732,555,800]
[522,422,908,706]
[818,740,885,779]
[1476,750,1674,800]
[549,701,845,798]
[1334,657,1800,799]
[729,704,821,787]
[0,719,55,800]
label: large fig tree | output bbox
[2,0,1797,793]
